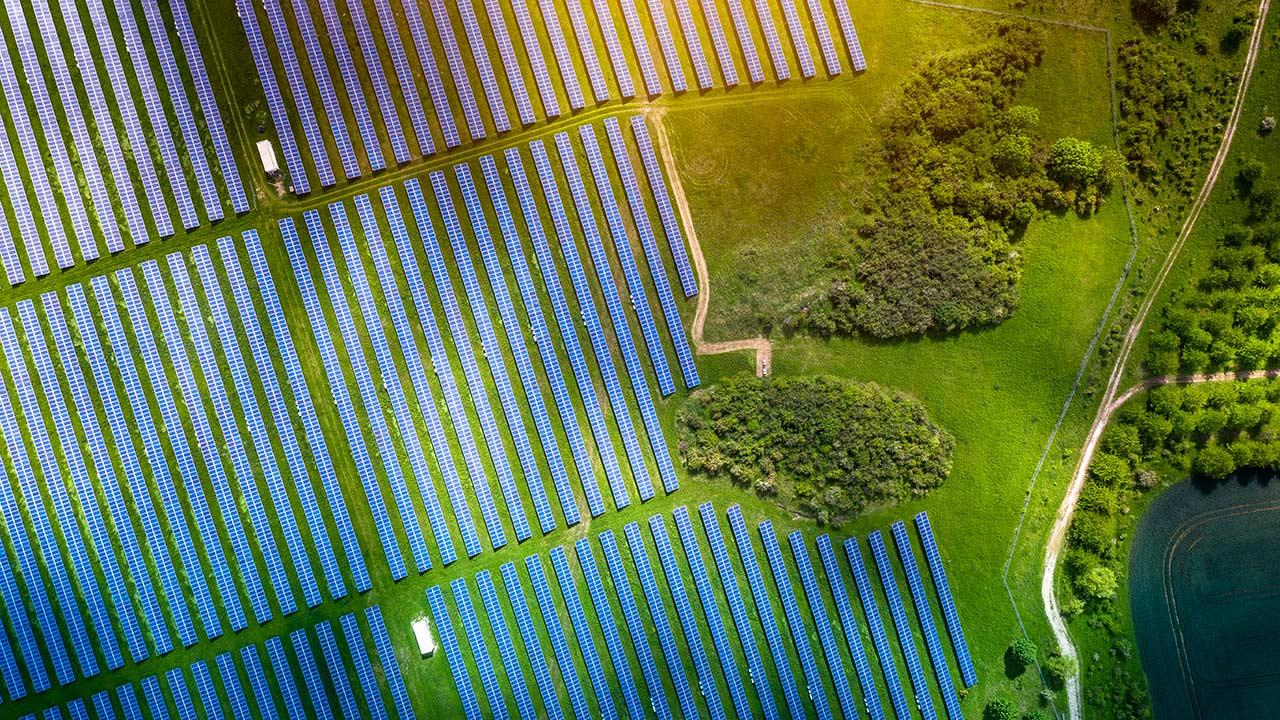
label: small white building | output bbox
[411,617,436,657]
[256,139,280,180]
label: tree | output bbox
[1078,565,1118,600]
[1194,445,1237,480]
[993,134,1033,175]
[985,698,1020,720]
[1089,453,1131,486]
[1133,0,1178,23]
[1023,711,1051,720]
[1048,137,1104,187]
[1010,637,1038,667]
[1045,653,1078,685]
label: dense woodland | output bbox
[677,375,954,524]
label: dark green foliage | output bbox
[1193,444,1236,479]
[985,698,1020,720]
[1009,637,1038,667]
[677,374,954,524]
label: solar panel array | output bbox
[426,505,977,720]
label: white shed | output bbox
[412,616,436,657]
[256,139,280,179]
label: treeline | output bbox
[676,374,954,525]
[788,22,1119,339]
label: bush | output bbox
[1078,565,1119,600]
[1046,653,1078,684]
[985,698,1020,720]
[1194,445,1236,480]
[1010,637,1038,667]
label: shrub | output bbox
[985,698,1020,720]
[1010,637,1038,667]
[1078,565,1119,600]
[1194,445,1236,480]
[1046,653,1078,684]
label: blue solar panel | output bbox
[451,168,555,533]
[266,634,307,720]
[670,0,714,89]
[140,675,171,719]
[375,190,482,558]
[511,0,561,117]
[0,37,54,272]
[257,0,335,186]
[831,0,868,71]
[92,275,214,644]
[340,613,390,720]
[726,505,804,717]
[477,570,537,720]
[588,0,635,99]
[615,0,663,96]
[537,0,586,109]
[315,621,361,720]
[313,0,385,171]
[817,535,886,720]
[429,0,488,141]
[778,0,817,78]
[564,0,610,102]
[281,217,405,579]
[405,179,513,549]
[144,260,269,626]
[557,132,680,496]
[527,555,591,718]
[643,0,687,91]
[458,0,512,132]
[166,666,198,720]
[533,140,653,503]
[675,507,751,718]
[482,0,536,125]
[427,586,483,720]
[550,547,617,719]
[581,125,678,395]
[469,161,580,526]
[804,0,843,75]
[623,522,697,718]
[343,0,411,163]
[68,698,88,720]
[597,531,670,720]
[500,562,565,720]
[214,653,251,720]
[140,0,222,216]
[117,682,144,720]
[345,198,458,565]
[371,0,435,156]
[790,532,857,719]
[41,294,165,661]
[240,645,278,718]
[289,629,333,720]
[110,0,199,229]
[503,149,621,513]
[451,579,508,718]
[0,203,21,286]
[0,309,107,678]
[314,206,434,573]
[190,661,224,720]
[869,532,937,720]
[893,522,963,719]
[629,117,699,297]
[0,66,45,277]
[698,503,778,720]
[236,0,310,194]
[724,0,765,82]
[91,690,116,720]
[846,537,916,720]
[698,0,740,85]
[573,539,643,720]
[652,514,725,719]
[0,545,29,698]
[367,606,417,719]
[914,514,976,688]
[238,233,367,594]
[603,118,699,389]
[398,0,461,149]
[750,0,791,79]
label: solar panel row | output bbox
[314,0,385,171]
[817,535,886,720]
[870,531,938,720]
[671,0,715,90]
[699,0,741,87]
[373,0,436,157]
[539,0,587,110]
[236,0,309,195]
[483,0,537,126]
[916,512,979,687]
[565,0,611,102]
[592,0,637,99]
[892,522,963,719]
[574,538,644,720]
[457,0,511,133]
[256,0,334,188]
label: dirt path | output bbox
[646,107,774,377]
[1041,3,1272,717]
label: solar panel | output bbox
[844,536,910,719]
[603,118,699,389]
[281,217,405,580]
[166,666,198,720]
[564,0,610,101]
[652,514,725,719]
[22,300,145,663]
[697,503,778,720]
[110,0,199,229]
[0,65,45,277]
[214,652,251,720]
[117,682,144,720]
[581,125,678,395]
[0,309,107,677]
[367,607,417,719]
[596,531,670,720]
[340,613,390,720]
[527,555,592,718]
[312,206,433,573]
[458,0,512,132]
[343,0,411,163]
[643,0,688,91]
[399,0,462,150]
[190,661,224,720]
[511,0,561,117]
[697,0,740,85]
[590,0,635,98]
[816,535,886,720]
[557,132,680,495]
[91,691,116,720]
[726,506,804,717]
[0,544,30,698]
[778,0,817,77]
[623,522,696,717]
[750,0,791,79]
[831,0,868,71]
[724,0,765,82]
[629,117,699,297]
[315,621,361,719]
[537,0,586,109]
[790,532,857,719]
[674,507,751,718]
[549,547,617,719]
[869,531,937,720]
[341,199,455,567]
[289,630,333,720]
[239,645,278,718]
[28,0,123,252]
[804,0,843,75]
[313,0,385,171]
[239,233,368,593]
[671,0,714,89]
[572,539,643,719]
[236,0,311,194]
[374,190,483,558]
[91,275,216,644]
[532,141,649,505]
[145,259,271,626]
[405,179,513,548]
[142,0,223,216]
[893,522,963,719]
[140,675,171,719]
[470,162,580,525]
[451,579,509,718]
[503,148,621,513]
[482,0,536,125]
[426,587,483,720]
[616,0,664,96]
[499,563,565,720]
[257,0,335,186]
[477,570,537,720]
[426,0,487,141]
[914,514,977,689]
[371,0,435,155]
[759,523,831,719]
